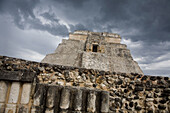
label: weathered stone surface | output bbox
[60,88,70,109]
[101,91,109,112]
[45,108,54,113]
[20,83,32,104]
[42,30,143,75]
[0,56,170,113]
[0,81,8,102]
[5,104,16,113]
[158,104,166,110]
[59,109,69,113]
[46,86,57,108]
[18,105,29,113]
[0,70,36,82]
[73,89,82,111]
[70,111,82,113]
[0,103,5,113]
[134,86,143,92]
[33,84,47,106]
[8,82,20,103]
[31,106,44,113]
[87,91,96,112]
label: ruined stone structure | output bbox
[0,30,169,113]
[42,30,143,75]
[0,56,170,113]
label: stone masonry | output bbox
[42,30,143,75]
[0,56,170,113]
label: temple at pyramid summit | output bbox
[42,30,143,74]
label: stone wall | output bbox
[69,30,121,43]
[0,56,109,113]
[0,56,170,113]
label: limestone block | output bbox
[0,103,5,113]
[31,106,44,113]
[87,91,96,112]
[105,37,121,43]
[101,91,109,112]
[69,34,87,41]
[60,88,70,109]
[168,102,170,112]
[18,105,29,113]
[73,30,89,35]
[73,89,82,111]
[5,104,16,113]
[20,83,32,104]
[65,82,72,86]
[0,81,8,102]
[57,80,65,85]
[45,108,54,113]
[0,70,36,82]
[59,109,69,113]
[84,82,93,87]
[70,111,82,113]
[33,84,46,106]
[46,86,56,108]
[30,108,36,113]
[8,82,20,104]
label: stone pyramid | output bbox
[42,30,143,74]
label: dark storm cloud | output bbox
[40,12,59,23]
[69,23,90,32]
[0,0,69,37]
[52,0,88,8]
[47,0,170,42]
[98,0,170,42]
[1,0,170,40]
[0,0,38,28]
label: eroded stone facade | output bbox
[0,56,169,113]
[42,30,143,75]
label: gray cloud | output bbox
[97,0,170,42]
[0,0,69,37]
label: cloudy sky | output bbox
[0,0,170,77]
